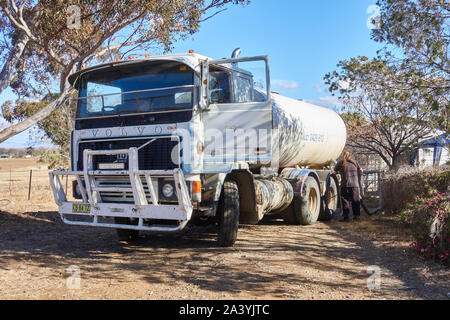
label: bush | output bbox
[39,148,70,170]
[387,168,450,264]
[381,167,449,215]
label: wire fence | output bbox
[0,168,74,201]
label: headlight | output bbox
[162,184,174,198]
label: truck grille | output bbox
[77,137,180,171]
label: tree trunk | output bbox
[0,31,29,95]
[390,154,400,171]
[0,87,74,143]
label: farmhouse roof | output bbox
[416,134,449,148]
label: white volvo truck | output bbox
[49,49,347,246]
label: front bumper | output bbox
[49,147,193,232]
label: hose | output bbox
[358,174,382,216]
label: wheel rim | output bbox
[308,187,318,213]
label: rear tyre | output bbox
[297,176,321,225]
[319,177,338,221]
[217,180,240,247]
[114,217,140,242]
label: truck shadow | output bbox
[0,210,446,299]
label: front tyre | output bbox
[217,180,240,247]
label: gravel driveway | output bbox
[0,210,448,300]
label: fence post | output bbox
[28,169,33,200]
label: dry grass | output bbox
[0,158,47,170]
[0,158,71,214]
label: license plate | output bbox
[72,203,91,213]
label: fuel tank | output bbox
[272,93,347,168]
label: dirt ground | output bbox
[0,210,449,300]
[0,159,448,300]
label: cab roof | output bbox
[68,53,210,86]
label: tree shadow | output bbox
[322,214,449,299]
[0,210,447,299]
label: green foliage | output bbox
[373,0,449,80]
[0,0,249,143]
[2,94,74,149]
[340,111,368,127]
[0,146,49,158]
[39,147,70,170]
[1,92,74,166]
[1,0,249,97]
[326,57,438,169]
[371,0,449,133]
[325,0,449,167]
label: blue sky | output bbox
[171,0,383,103]
[0,0,382,148]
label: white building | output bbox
[413,134,449,168]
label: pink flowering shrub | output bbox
[381,167,448,215]
[395,170,450,265]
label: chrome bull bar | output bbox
[49,147,193,232]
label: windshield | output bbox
[76,61,195,118]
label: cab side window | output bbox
[208,59,268,105]
[234,75,253,103]
[209,70,231,103]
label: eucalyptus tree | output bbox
[0,0,248,142]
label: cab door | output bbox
[201,56,273,166]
